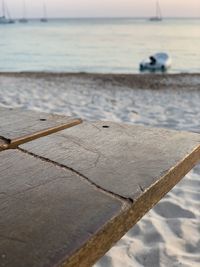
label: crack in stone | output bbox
[91,123,102,132]
[59,134,106,168]
[0,234,26,244]
[60,134,102,154]
[139,184,144,192]
[1,175,73,201]
[18,147,133,206]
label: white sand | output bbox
[0,73,199,267]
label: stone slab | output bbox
[0,107,81,150]
[0,150,124,267]
[21,121,200,200]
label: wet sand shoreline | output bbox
[0,72,200,90]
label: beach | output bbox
[0,72,199,267]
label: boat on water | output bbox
[140,53,172,72]
[0,16,14,24]
[19,0,28,23]
[19,18,28,23]
[40,1,48,22]
[0,0,15,24]
[149,1,162,21]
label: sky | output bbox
[3,0,200,18]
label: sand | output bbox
[0,73,199,267]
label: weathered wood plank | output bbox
[21,121,200,200]
[0,150,125,267]
[0,107,81,150]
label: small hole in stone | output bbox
[40,118,47,121]
[102,125,109,128]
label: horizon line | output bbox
[12,16,200,20]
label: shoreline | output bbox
[0,72,200,90]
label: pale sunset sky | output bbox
[3,0,199,18]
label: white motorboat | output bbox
[140,53,172,72]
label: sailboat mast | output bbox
[40,1,48,22]
[0,0,15,22]
[2,0,5,17]
[43,2,47,19]
[156,1,158,17]
[156,1,162,19]
[149,0,162,21]
[23,0,26,19]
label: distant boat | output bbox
[140,53,172,72]
[19,0,28,23]
[149,1,162,21]
[0,0,15,24]
[40,2,48,22]
[19,18,28,23]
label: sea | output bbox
[0,18,199,73]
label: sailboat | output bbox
[40,2,48,22]
[19,0,28,23]
[149,1,162,21]
[0,0,15,24]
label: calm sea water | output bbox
[0,18,199,73]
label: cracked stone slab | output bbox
[21,121,200,200]
[0,150,125,267]
[0,107,82,150]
